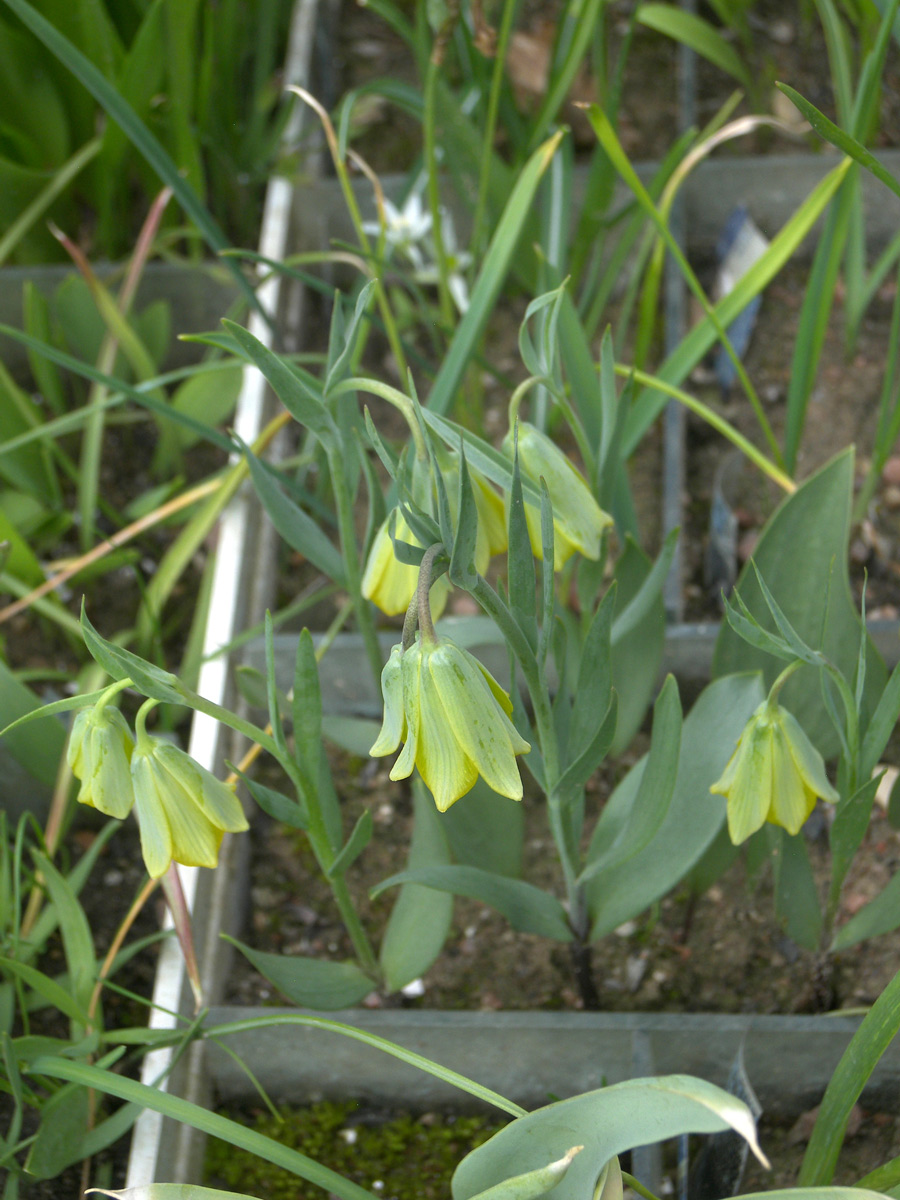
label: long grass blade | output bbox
[0,136,101,267]
[0,0,264,320]
[621,158,852,456]
[29,1055,379,1200]
[427,131,564,415]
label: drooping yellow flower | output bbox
[67,704,135,819]
[501,421,612,570]
[361,508,450,618]
[370,636,530,811]
[130,736,249,877]
[710,699,839,844]
[362,446,506,617]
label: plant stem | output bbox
[470,0,518,257]
[423,56,455,330]
[469,576,580,905]
[287,85,408,382]
[279,751,379,978]
[326,442,384,692]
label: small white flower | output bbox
[363,191,432,268]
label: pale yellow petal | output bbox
[769,727,817,835]
[131,752,174,878]
[722,720,772,845]
[370,645,406,757]
[780,708,839,803]
[418,653,478,810]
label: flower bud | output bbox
[710,699,839,844]
[501,421,612,570]
[67,704,135,819]
[370,634,530,812]
[130,736,249,877]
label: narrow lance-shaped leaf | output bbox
[427,131,565,415]
[449,445,479,590]
[80,602,185,704]
[379,781,453,993]
[800,964,900,1185]
[241,441,346,584]
[30,1054,379,1200]
[222,936,374,1011]
[327,809,373,879]
[776,83,900,203]
[372,865,572,941]
[223,319,336,439]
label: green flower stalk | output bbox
[710,691,839,845]
[370,635,531,811]
[68,701,135,819]
[131,703,249,877]
[501,421,611,570]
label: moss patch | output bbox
[205,1100,505,1200]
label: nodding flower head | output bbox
[710,698,839,844]
[67,703,135,820]
[501,422,612,570]
[130,734,248,878]
[361,447,505,616]
[370,636,530,812]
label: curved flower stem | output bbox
[332,376,427,461]
[416,544,445,646]
[287,85,408,382]
[615,364,796,494]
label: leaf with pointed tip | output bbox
[452,1075,767,1200]
[80,604,184,703]
[379,783,452,992]
[241,442,346,584]
[224,320,336,439]
[222,937,373,1010]
[372,865,571,941]
[713,450,886,755]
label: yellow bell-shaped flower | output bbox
[131,735,249,877]
[362,446,506,617]
[370,635,530,812]
[67,703,135,819]
[501,421,611,571]
[361,508,451,618]
[710,698,839,844]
